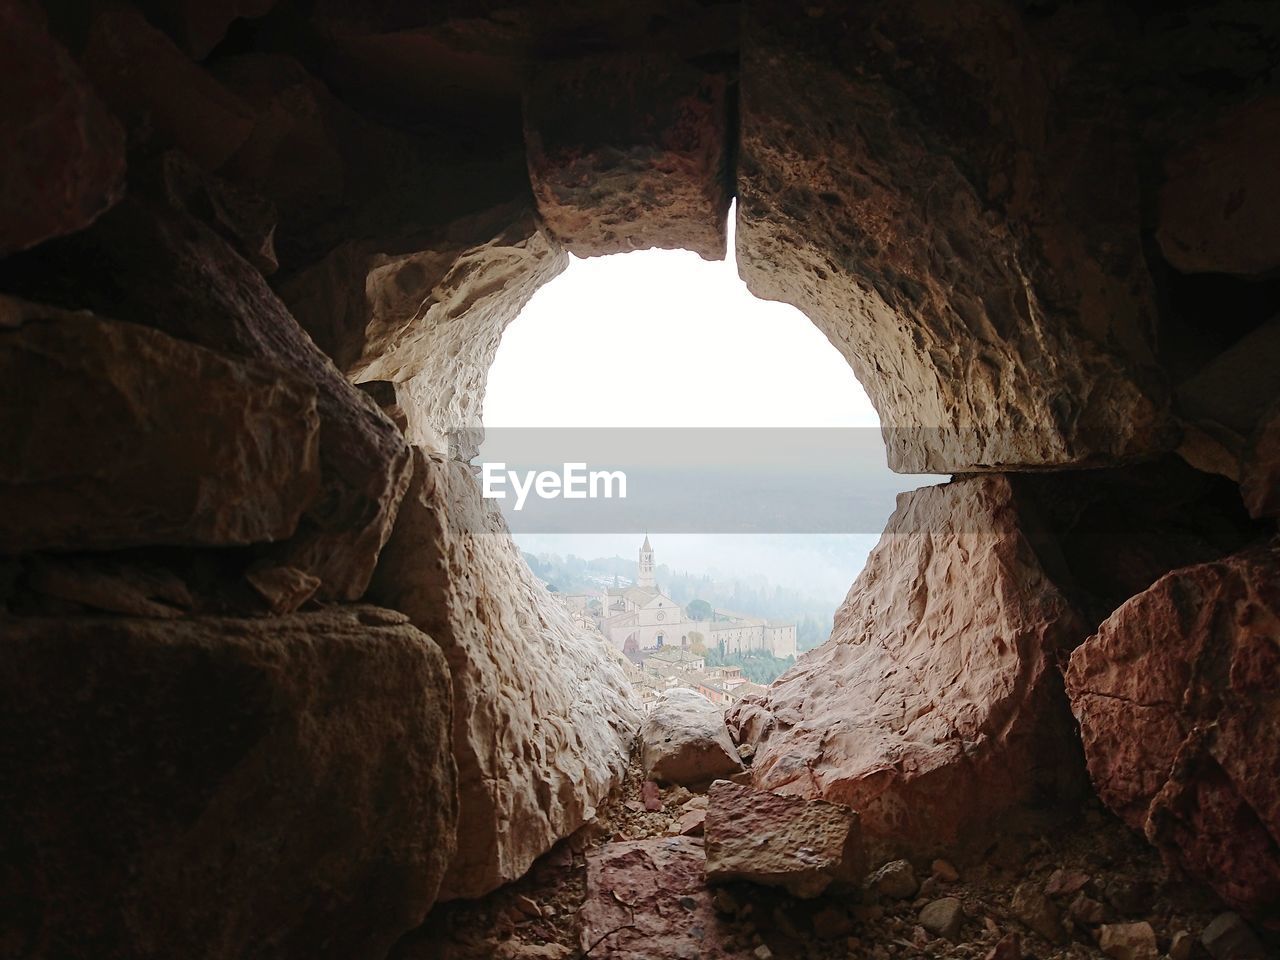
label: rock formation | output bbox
[640,687,744,788]
[1066,543,1280,926]
[368,448,642,900]
[1,0,1279,952]
[728,476,1091,862]
[0,606,456,960]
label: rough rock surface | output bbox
[1066,542,1280,926]
[524,53,730,260]
[704,779,862,899]
[1,197,412,600]
[736,0,1169,473]
[0,1,125,256]
[0,296,319,554]
[280,201,565,453]
[368,447,641,900]
[0,606,456,960]
[1241,401,1280,519]
[727,476,1089,862]
[1157,96,1280,277]
[640,687,744,788]
[579,836,736,960]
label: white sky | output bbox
[481,210,928,601]
[483,215,881,429]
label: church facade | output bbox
[587,537,797,659]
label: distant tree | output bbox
[686,598,713,620]
[688,631,706,655]
[546,584,559,593]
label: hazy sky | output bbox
[481,211,928,599]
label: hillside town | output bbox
[553,537,794,710]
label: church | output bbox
[593,537,797,659]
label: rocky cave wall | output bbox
[1,0,1278,957]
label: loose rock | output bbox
[1099,921,1159,960]
[865,859,920,901]
[640,688,744,788]
[919,897,964,941]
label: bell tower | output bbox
[637,535,655,589]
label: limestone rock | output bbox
[1157,96,1280,277]
[0,606,456,960]
[1098,922,1158,960]
[1,197,412,601]
[0,297,320,553]
[1065,542,1280,926]
[640,687,744,788]
[0,0,124,256]
[919,898,964,941]
[735,0,1169,473]
[704,779,862,899]
[279,201,566,452]
[524,53,730,260]
[727,476,1088,863]
[579,836,736,959]
[865,860,919,901]
[368,448,641,899]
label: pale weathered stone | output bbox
[1066,542,1280,927]
[736,0,1170,472]
[368,447,641,900]
[0,0,124,256]
[579,837,737,960]
[704,779,862,899]
[919,898,964,941]
[0,606,456,960]
[728,476,1088,863]
[1098,922,1158,960]
[1157,96,1280,277]
[525,52,730,260]
[640,687,743,788]
[0,297,320,554]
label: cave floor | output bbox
[394,754,1226,960]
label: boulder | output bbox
[1098,922,1159,960]
[1065,542,1280,927]
[0,606,457,960]
[727,476,1089,863]
[1157,96,1280,277]
[579,837,736,960]
[0,0,125,256]
[524,52,730,260]
[704,779,862,899]
[640,687,743,788]
[367,447,641,900]
[82,5,256,170]
[0,296,320,554]
[0,197,412,601]
[736,0,1169,473]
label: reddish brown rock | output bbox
[0,296,320,554]
[736,0,1169,472]
[728,476,1088,863]
[704,780,862,899]
[525,52,730,260]
[133,0,280,60]
[579,836,736,960]
[0,0,124,256]
[1157,97,1280,277]
[1065,542,1280,926]
[1241,401,1280,519]
[368,448,641,900]
[0,606,457,960]
[83,5,255,171]
[1,197,412,600]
